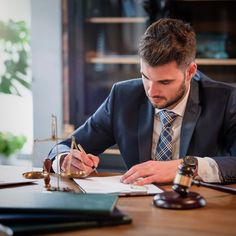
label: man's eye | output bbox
[160,81,171,85]
[141,75,148,80]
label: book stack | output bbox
[0,189,132,235]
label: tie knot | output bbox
[159,110,177,127]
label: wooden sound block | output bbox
[153,191,206,209]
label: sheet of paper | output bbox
[0,165,38,187]
[74,175,163,195]
[0,179,35,187]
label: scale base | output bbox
[45,186,75,192]
[153,191,206,209]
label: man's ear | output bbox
[187,62,197,81]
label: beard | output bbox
[150,79,187,109]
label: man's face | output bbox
[141,60,195,110]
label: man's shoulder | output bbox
[194,70,236,91]
[109,78,146,102]
[114,78,143,88]
[112,78,144,93]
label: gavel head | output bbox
[172,156,198,196]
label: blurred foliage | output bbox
[0,20,31,96]
[0,131,27,157]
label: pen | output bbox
[71,136,98,174]
[77,143,98,174]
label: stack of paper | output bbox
[74,175,163,196]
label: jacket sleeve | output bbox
[213,88,236,183]
[47,84,118,161]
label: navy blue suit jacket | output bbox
[48,71,236,183]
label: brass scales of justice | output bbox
[22,115,87,192]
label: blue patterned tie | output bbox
[156,110,177,161]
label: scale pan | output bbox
[61,171,87,178]
[22,171,45,179]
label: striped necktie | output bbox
[156,110,177,161]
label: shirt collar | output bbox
[155,84,190,117]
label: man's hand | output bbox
[61,149,99,176]
[120,159,182,185]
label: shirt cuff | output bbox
[195,157,222,183]
[52,152,69,174]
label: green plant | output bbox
[0,131,27,158]
[0,20,31,96]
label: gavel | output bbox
[153,157,206,209]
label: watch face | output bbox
[184,156,197,166]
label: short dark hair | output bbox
[138,18,196,68]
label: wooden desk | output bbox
[1,165,236,236]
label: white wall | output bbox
[0,0,63,167]
[31,0,63,167]
[0,0,33,156]
[0,0,30,22]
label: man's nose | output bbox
[148,82,159,96]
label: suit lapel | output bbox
[138,99,154,163]
[180,78,201,157]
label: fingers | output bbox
[87,154,99,169]
[121,162,151,184]
[61,150,100,175]
[121,160,181,185]
[61,153,81,173]
[133,176,157,186]
[71,150,92,167]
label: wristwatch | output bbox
[183,156,198,166]
[183,156,198,177]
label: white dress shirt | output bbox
[151,85,222,182]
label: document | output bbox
[0,165,39,187]
[74,175,163,196]
[0,179,35,187]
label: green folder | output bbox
[0,208,132,235]
[0,189,117,215]
[0,189,132,234]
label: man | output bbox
[48,18,236,185]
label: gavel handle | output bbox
[192,180,236,195]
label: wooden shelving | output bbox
[85,17,148,24]
[86,56,139,64]
[196,58,236,66]
[196,59,236,66]
[86,56,236,66]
